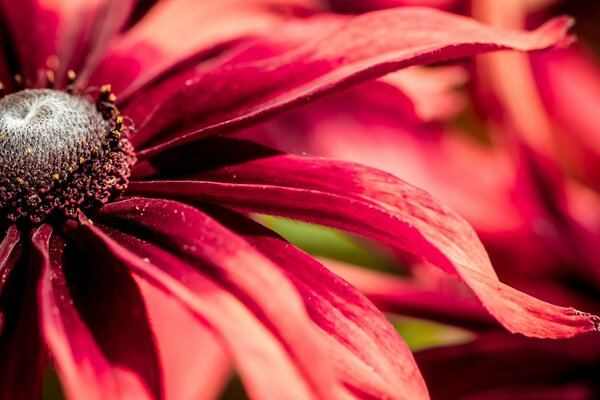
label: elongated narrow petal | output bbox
[101,201,429,399]
[416,332,600,400]
[532,46,600,189]
[324,259,496,330]
[70,0,139,85]
[0,0,135,84]
[0,226,45,400]
[0,226,21,287]
[328,0,460,12]
[129,139,600,338]
[68,208,339,400]
[132,7,573,156]
[89,0,320,95]
[135,278,231,400]
[39,226,162,400]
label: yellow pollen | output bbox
[46,70,55,86]
[27,194,40,205]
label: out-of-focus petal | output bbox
[0,226,45,400]
[415,332,600,400]
[131,8,573,156]
[135,278,231,400]
[211,207,429,399]
[89,0,321,95]
[41,225,162,400]
[532,46,600,189]
[71,204,339,400]
[0,0,136,84]
[377,66,468,122]
[129,139,600,338]
[327,0,462,13]
[324,259,496,330]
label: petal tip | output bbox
[537,15,576,48]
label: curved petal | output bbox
[135,277,231,400]
[132,8,573,157]
[327,0,461,12]
[89,0,321,96]
[67,0,138,86]
[38,226,162,399]
[532,46,600,189]
[128,140,600,338]
[0,226,21,286]
[0,226,45,400]
[324,259,496,330]
[67,206,339,400]
[0,0,135,85]
[415,332,600,400]
[0,0,56,82]
[108,202,430,399]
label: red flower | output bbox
[0,1,596,399]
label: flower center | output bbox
[0,88,135,224]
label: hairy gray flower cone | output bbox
[0,89,110,189]
[0,88,135,224]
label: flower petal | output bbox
[532,46,600,189]
[129,139,600,338]
[327,0,461,12]
[0,226,21,287]
[38,225,162,399]
[135,277,231,400]
[70,204,339,400]
[415,332,600,400]
[0,226,45,400]
[324,259,496,330]
[89,0,320,96]
[0,0,135,84]
[204,206,429,399]
[132,7,573,157]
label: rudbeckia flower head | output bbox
[0,1,598,399]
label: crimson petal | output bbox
[42,225,162,399]
[0,0,135,84]
[89,0,320,96]
[416,333,600,400]
[208,206,429,399]
[0,226,45,400]
[0,226,21,287]
[135,278,231,400]
[70,206,339,400]
[324,260,496,330]
[132,7,573,157]
[128,140,600,338]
